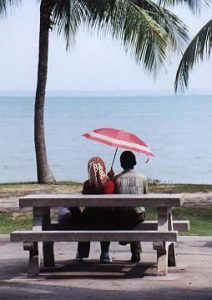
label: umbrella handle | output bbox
[111,147,118,169]
[145,158,149,163]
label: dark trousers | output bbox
[77,207,111,257]
[58,208,145,257]
[77,241,110,257]
[111,211,146,256]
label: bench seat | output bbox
[11,230,178,243]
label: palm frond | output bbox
[51,0,88,48]
[175,19,212,91]
[0,0,21,16]
[83,0,189,74]
[158,0,210,12]
[141,0,189,52]
[49,0,189,75]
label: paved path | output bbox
[0,235,211,299]
[1,193,212,299]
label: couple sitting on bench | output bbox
[57,151,148,263]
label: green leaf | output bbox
[175,19,212,91]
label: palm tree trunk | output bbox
[34,0,55,183]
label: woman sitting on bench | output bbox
[58,156,114,263]
[77,156,114,263]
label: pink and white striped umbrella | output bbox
[83,128,154,167]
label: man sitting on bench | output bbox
[113,151,148,262]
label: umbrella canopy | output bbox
[83,128,154,167]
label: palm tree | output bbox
[1,0,203,183]
[34,1,56,183]
[175,18,212,91]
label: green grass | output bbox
[0,213,32,234]
[1,181,212,235]
[1,208,212,235]
[173,208,212,236]
[145,207,212,236]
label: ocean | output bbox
[0,95,212,184]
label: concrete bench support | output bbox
[11,230,178,277]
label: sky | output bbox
[0,1,212,95]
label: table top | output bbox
[19,193,184,208]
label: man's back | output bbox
[115,170,148,195]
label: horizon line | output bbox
[0,89,212,97]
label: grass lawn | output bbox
[146,207,212,236]
[0,213,32,234]
[0,181,212,235]
[1,208,212,235]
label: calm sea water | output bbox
[0,95,212,184]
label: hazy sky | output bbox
[0,1,211,94]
